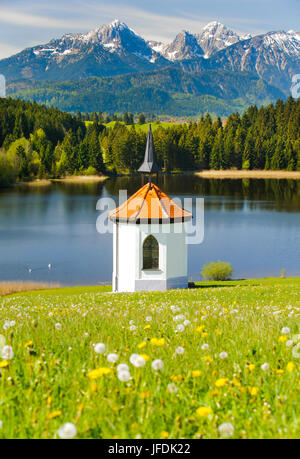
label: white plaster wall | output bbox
[113,221,188,292]
[113,222,137,292]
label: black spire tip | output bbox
[138,124,160,174]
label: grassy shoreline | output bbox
[18,175,109,187]
[195,170,300,179]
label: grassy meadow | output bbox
[0,278,300,439]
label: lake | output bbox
[0,175,299,285]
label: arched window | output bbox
[143,235,159,270]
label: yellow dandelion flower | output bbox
[276,369,284,375]
[47,410,62,419]
[140,354,150,362]
[215,328,221,335]
[192,370,202,378]
[196,326,205,333]
[232,377,241,387]
[215,378,229,388]
[286,362,295,372]
[248,364,255,371]
[138,341,147,349]
[0,361,9,368]
[144,325,151,329]
[204,356,213,363]
[202,332,208,338]
[161,431,169,439]
[248,387,259,396]
[24,341,33,348]
[131,423,138,430]
[171,374,183,382]
[196,406,212,418]
[88,367,112,379]
[278,336,287,343]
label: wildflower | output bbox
[152,359,164,371]
[1,346,14,360]
[0,361,9,368]
[57,423,77,439]
[281,327,290,335]
[94,343,106,354]
[117,363,129,372]
[204,356,213,363]
[146,316,152,322]
[118,370,131,382]
[201,343,209,351]
[129,325,137,331]
[130,354,140,365]
[276,369,284,375]
[144,325,151,330]
[249,387,259,396]
[138,341,147,349]
[261,363,270,371]
[202,332,208,338]
[218,423,234,438]
[175,346,185,355]
[132,356,146,368]
[287,362,295,372]
[0,420,2,429]
[167,383,178,394]
[196,406,212,417]
[192,370,201,378]
[278,336,287,343]
[183,320,191,326]
[24,341,33,348]
[161,431,169,439]
[219,352,228,360]
[215,378,228,388]
[196,326,205,333]
[88,367,112,379]
[107,353,118,363]
[3,321,10,330]
[47,410,62,419]
[248,364,255,371]
[140,354,150,362]
[215,328,221,335]
[176,324,185,333]
[55,323,62,331]
[286,340,294,347]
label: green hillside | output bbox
[7,68,285,117]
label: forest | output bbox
[0,96,299,186]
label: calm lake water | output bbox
[0,175,300,285]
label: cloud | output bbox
[0,7,86,29]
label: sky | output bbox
[0,0,299,59]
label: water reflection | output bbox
[0,175,299,285]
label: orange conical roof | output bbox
[109,182,192,224]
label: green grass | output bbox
[1,277,300,439]
[85,121,181,131]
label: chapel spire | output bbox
[138,125,160,175]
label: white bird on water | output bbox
[48,264,52,270]
[28,268,32,273]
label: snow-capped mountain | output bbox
[0,19,299,93]
[197,21,251,57]
[206,30,300,92]
[158,31,205,61]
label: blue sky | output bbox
[0,0,299,58]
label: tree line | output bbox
[0,97,299,186]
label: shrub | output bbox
[201,261,234,281]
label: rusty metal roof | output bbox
[109,182,192,224]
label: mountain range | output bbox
[1,19,299,115]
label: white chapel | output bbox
[109,125,192,292]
